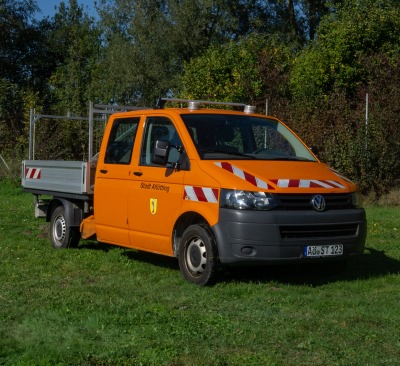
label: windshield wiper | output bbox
[201,149,255,159]
[265,156,314,161]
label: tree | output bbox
[290,0,400,100]
[0,0,40,154]
[181,35,292,111]
[0,0,38,84]
[30,0,102,160]
[288,0,400,194]
[47,0,101,115]
[265,0,342,46]
[300,0,343,41]
[95,0,295,106]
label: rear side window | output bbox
[104,117,140,164]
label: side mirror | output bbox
[151,140,170,165]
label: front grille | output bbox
[280,223,358,239]
[276,193,354,210]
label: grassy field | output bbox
[1,181,399,365]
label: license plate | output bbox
[303,244,343,257]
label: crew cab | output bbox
[22,98,367,285]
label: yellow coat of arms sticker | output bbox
[150,198,157,215]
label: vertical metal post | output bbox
[88,101,93,162]
[33,117,36,160]
[265,99,268,115]
[365,93,369,150]
[29,108,33,160]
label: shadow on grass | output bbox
[121,250,179,271]
[78,240,117,252]
[78,241,400,286]
[221,247,400,286]
[79,240,179,270]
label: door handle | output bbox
[133,171,143,176]
[100,169,108,174]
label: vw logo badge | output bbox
[310,195,326,212]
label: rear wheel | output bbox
[50,206,80,249]
[179,224,220,285]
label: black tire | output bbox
[50,206,80,249]
[179,224,220,285]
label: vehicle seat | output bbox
[214,126,238,152]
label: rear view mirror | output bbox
[151,140,170,165]
[309,146,319,156]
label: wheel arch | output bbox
[172,211,214,257]
[46,198,83,227]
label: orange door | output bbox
[94,116,140,246]
[127,116,186,255]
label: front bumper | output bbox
[212,208,367,265]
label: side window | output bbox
[140,117,182,166]
[104,117,139,164]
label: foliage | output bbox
[1,182,400,365]
[32,0,102,161]
[95,0,249,105]
[181,35,292,109]
[290,0,400,100]
[284,53,400,196]
[0,0,39,84]
[0,0,39,153]
[1,0,400,193]
[279,0,400,194]
[95,0,317,106]
[360,55,400,194]
[48,0,101,115]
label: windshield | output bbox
[181,114,317,161]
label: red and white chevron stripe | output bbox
[25,167,41,179]
[214,162,273,189]
[184,186,219,203]
[270,179,345,189]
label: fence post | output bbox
[88,101,93,162]
[29,109,33,160]
[365,93,369,150]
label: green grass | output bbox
[1,181,400,365]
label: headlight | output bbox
[351,192,363,208]
[221,189,277,210]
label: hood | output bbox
[200,160,356,193]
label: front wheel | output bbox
[50,206,80,249]
[178,224,220,285]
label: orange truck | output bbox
[22,98,366,285]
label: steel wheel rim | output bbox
[186,237,207,275]
[53,214,66,245]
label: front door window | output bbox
[140,116,183,167]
